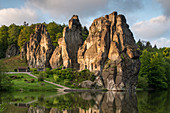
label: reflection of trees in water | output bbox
[137,91,170,113]
[27,91,139,113]
[0,92,13,113]
[1,91,169,113]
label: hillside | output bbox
[0,55,28,72]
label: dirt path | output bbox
[6,72,71,90]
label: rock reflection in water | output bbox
[26,91,138,113]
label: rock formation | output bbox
[21,24,54,69]
[50,15,83,69]
[6,44,19,58]
[77,12,140,91]
[21,11,140,91]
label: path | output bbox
[6,72,71,90]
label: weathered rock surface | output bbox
[80,80,95,89]
[50,15,83,69]
[78,12,140,91]
[6,44,19,58]
[21,24,54,69]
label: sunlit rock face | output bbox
[21,24,54,69]
[77,12,140,91]
[50,15,83,69]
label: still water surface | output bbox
[0,91,169,113]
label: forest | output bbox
[0,22,88,58]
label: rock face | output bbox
[22,12,140,91]
[77,12,140,91]
[6,44,19,58]
[21,24,54,69]
[50,15,83,69]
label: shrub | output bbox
[45,68,53,75]
[30,79,35,83]
[53,75,60,82]
[38,72,45,81]
[14,69,17,72]
[64,79,70,85]
[30,68,38,74]
[137,76,148,88]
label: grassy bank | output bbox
[8,73,60,91]
[31,68,96,89]
[0,55,28,72]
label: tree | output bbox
[0,61,12,91]
[0,25,8,58]
[18,24,35,49]
[82,26,89,41]
[7,24,21,45]
[148,52,168,89]
[46,22,65,46]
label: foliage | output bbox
[38,72,45,81]
[18,25,35,49]
[137,76,148,88]
[138,40,170,89]
[52,68,95,88]
[0,25,8,58]
[30,68,39,74]
[82,26,89,41]
[0,61,13,91]
[46,22,65,47]
[7,73,60,91]
[8,24,21,45]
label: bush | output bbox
[14,69,17,72]
[30,68,38,74]
[38,72,45,81]
[45,68,53,75]
[137,76,148,88]
[64,79,70,85]
[53,75,60,82]
[30,79,35,83]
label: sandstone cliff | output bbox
[77,12,140,91]
[21,12,140,91]
[6,44,19,58]
[21,24,54,69]
[50,15,83,69]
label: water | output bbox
[0,91,169,113]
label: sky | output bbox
[0,0,170,48]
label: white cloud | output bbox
[152,37,170,48]
[0,8,38,26]
[132,15,170,39]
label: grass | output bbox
[33,73,73,88]
[0,55,28,72]
[8,73,60,91]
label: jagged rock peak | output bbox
[21,24,54,69]
[68,15,81,29]
[78,11,140,91]
[50,15,83,69]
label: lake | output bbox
[0,91,169,113]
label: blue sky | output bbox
[0,0,170,48]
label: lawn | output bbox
[0,55,28,72]
[8,73,60,91]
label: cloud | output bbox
[0,8,38,26]
[152,37,170,48]
[157,0,170,17]
[132,15,170,39]
[25,0,143,26]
